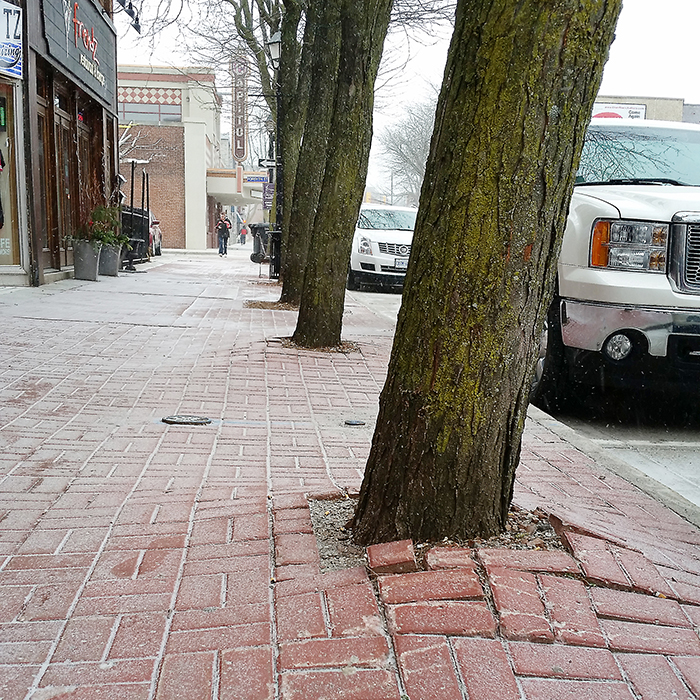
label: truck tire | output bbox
[346,268,361,291]
[530,297,572,412]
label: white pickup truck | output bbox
[533,119,700,409]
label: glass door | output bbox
[37,104,62,270]
[0,81,18,265]
[54,86,76,268]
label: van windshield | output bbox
[357,208,417,230]
[576,124,700,186]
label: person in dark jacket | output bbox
[216,212,231,256]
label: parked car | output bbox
[532,119,700,408]
[347,203,418,291]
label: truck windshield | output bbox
[576,124,700,187]
[357,208,417,230]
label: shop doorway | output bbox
[0,81,18,265]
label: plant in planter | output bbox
[71,205,127,279]
[92,206,130,276]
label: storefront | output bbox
[0,0,119,286]
[0,0,24,283]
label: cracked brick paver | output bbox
[2,250,700,699]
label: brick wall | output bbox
[119,124,185,249]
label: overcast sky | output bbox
[116,0,700,107]
[598,0,700,103]
[380,0,700,110]
[115,0,700,187]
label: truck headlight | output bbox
[358,236,373,255]
[590,220,668,272]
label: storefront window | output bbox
[118,102,181,123]
[0,80,18,265]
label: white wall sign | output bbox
[593,103,647,119]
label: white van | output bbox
[347,203,418,291]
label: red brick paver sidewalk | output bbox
[1,251,700,699]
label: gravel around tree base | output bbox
[308,497,366,572]
[309,498,565,573]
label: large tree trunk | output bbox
[292,0,393,346]
[352,0,622,544]
[279,0,343,305]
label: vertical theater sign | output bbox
[231,56,248,163]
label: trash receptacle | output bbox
[249,223,271,264]
[269,228,281,279]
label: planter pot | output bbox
[73,240,102,281]
[98,244,122,276]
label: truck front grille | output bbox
[377,242,411,256]
[685,224,700,289]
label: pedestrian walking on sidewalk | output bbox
[216,212,231,256]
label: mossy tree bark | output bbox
[278,1,311,251]
[277,0,454,306]
[279,0,343,305]
[352,0,622,544]
[291,0,393,345]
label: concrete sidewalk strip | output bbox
[1,253,700,699]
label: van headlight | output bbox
[590,220,668,272]
[358,236,373,255]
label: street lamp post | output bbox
[267,31,283,279]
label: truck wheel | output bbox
[530,298,572,412]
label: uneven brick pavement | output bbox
[1,249,700,699]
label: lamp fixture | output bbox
[267,31,281,70]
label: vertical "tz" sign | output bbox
[2,5,19,40]
[0,0,21,78]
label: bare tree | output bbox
[392,0,455,23]
[118,123,165,163]
[278,0,456,308]
[377,98,435,205]
[126,0,457,346]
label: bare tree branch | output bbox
[377,97,436,205]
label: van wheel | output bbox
[530,297,572,412]
[346,269,361,291]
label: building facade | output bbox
[118,65,263,251]
[0,0,121,286]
